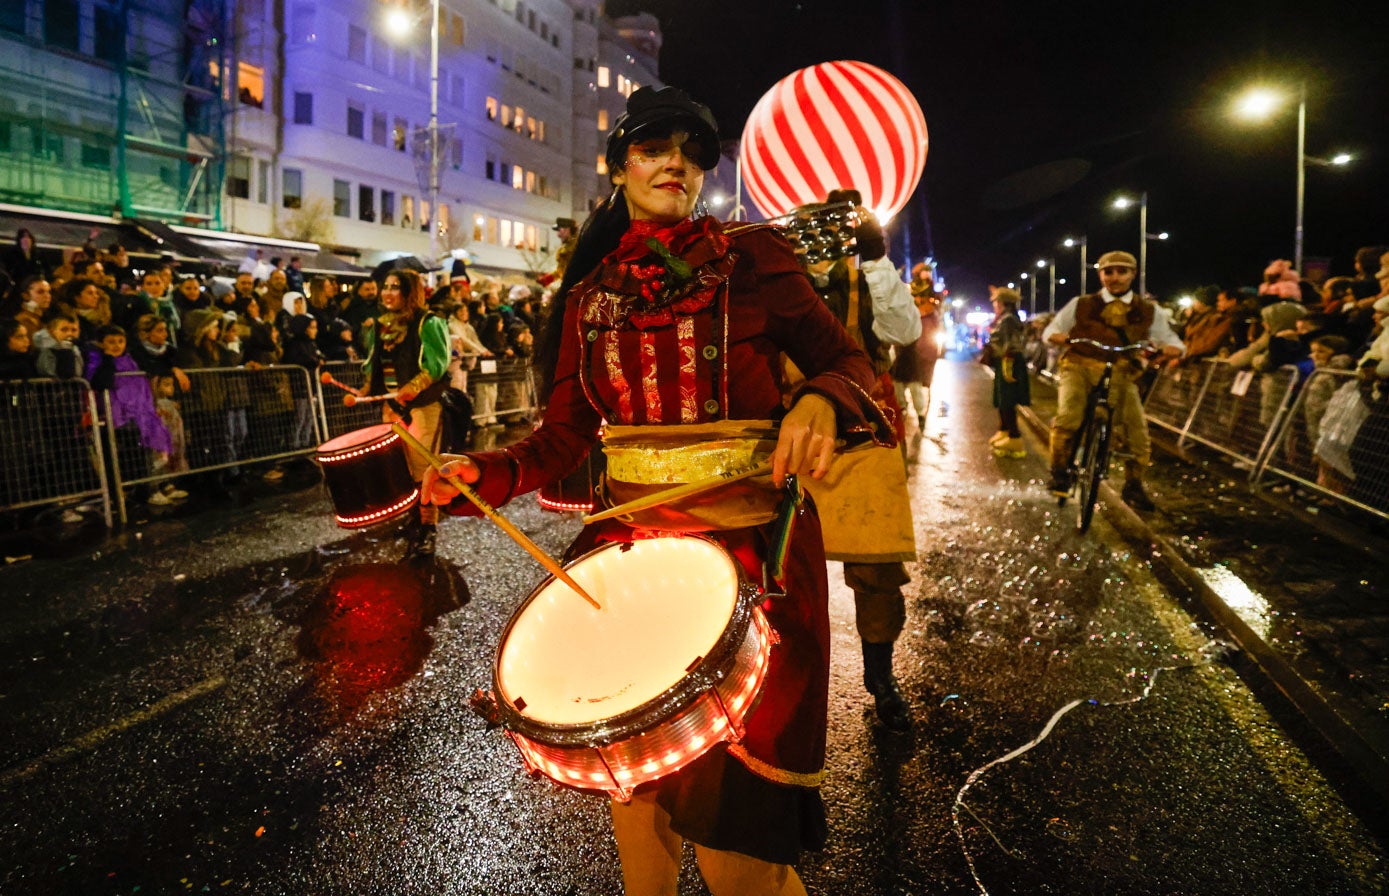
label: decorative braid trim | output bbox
[726,744,826,788]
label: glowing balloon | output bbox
[739,60,928,222]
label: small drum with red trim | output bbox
[315,424,419,529]
[494,536,771,800]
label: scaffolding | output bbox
[0,0,228,226]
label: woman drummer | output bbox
[422,86,892,896]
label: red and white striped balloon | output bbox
[739,60,928,222]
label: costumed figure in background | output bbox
[542,216,579,288]
[793,188,921,732]
[892,261,944,432]
[422,86,892,895]
[361,268,451,558]
[981,286,1030,458]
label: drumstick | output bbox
[388,422,602,611]
[319,371,362,397]
[582,461,773,524]
[343,391,397,407]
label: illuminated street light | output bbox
[386,0,443,283]
[1233,81,1354,272]
[1062,235,1087,294]
[1037,258,1057,312]
[1112,191,1152,296]
[1234,86,1281,120]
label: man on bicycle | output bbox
[1043,250,1183,510]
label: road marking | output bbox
[0,675,227,788]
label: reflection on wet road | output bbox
[0,360,1383,895]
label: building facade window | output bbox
[227,156,251,197]
[347,103,364,139]
[372,111,387,146]
[381,190,396,225]
[401,196,415,227]
[44,0,79,52]
[293,92,313,124]
[348,24,366,63]
[282,168,303,208]
[358,184,375,221]
[393,118,407,151]
[333,178,351,217]
[257,160,270,203]
[597,65,609,88]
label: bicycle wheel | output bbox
[1076,404,1111,533]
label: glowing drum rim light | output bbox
[494,536,772,800]
[315,424,420,529]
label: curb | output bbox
[1017,404,1389,810]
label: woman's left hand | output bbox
[771,392,837,486]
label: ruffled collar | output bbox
[585,216,735,328]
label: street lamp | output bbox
[1036,257,1056,313]
[1062,235,1087,296]
[1020,271,1035,315]
[1234,82,1355,273]
[387,0,442,285]
[1112,192,1150,297]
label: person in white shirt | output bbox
[1042,250,1183,510]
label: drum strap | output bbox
[761,475,804,598]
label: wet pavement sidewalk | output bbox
[1022,371,1389,813]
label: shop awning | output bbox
[167,225,371,279]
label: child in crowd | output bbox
[33,312,83,379]
[82,324,173,506]
[281,313,323,450]
[1,318,36,379]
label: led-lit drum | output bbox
[315,424,420,529]
[495,536,772,800]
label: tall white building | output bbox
[223,0,664,277]
[0,0,681,281]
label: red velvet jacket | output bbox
[451,216,889,511]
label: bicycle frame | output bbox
[1063,339,1147,532]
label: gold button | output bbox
[701,345,718,360]
[586,329,598,342]
[703,399,719,414]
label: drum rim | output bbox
[493,536,761,747]
[317,423,396,456]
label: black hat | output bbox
[605,86,721,173]
[553,217,577,232]
[825,188,863,207]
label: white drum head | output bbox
[497,538,740,726]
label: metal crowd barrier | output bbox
[1253,369,1389,520]
[317,357,539,443]
[3,356,544,528]
[473,357,539,426]
[1143,360,1300,473]
[0,378,112,527]
[105,366,320,523]
[1142,361,1389,523]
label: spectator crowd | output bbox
[0,229,548,523]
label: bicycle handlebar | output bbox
[1065,338,1148,355]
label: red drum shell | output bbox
[315,424,419,529]
[493,536,770,800]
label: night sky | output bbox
[604,0,1389,308]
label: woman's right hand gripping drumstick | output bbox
[420,454,482,506]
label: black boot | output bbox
[862,640,911,732]
[404,521,437,560]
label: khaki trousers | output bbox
[1049,356,1150,472]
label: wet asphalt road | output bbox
[1,359,1386,895]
